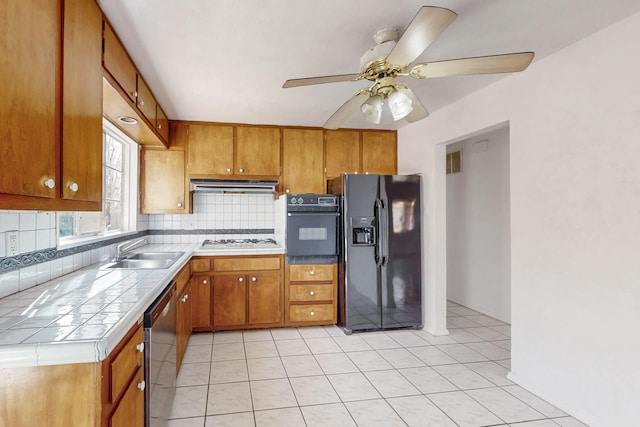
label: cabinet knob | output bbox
[68,182,79,192]
[226,168,232,173]
[354,171,358,174]
[137,380,146,391]
[202,279,208,285]
[177,202,183,208]
[251,276,257,282]
[309,291,315,296]
[136,343,144,353]
[181,295,188,303]
[238,277,244,283]
[43,178,55,189]
[238,168,244,173]
[138,100,145,107]
[157,124,162,129]
[365,171,369,175]
[309,270,315,276]
[131,90,138,98]
[285,189,290,193]
[310,311,315,316]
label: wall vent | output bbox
[446,150,462,174]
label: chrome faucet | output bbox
[114,238,148,261]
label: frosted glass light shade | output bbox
[361,95,383,124]
[388,90,413,121]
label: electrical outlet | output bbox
[6,231,19,256]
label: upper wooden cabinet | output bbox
[0,0,102,211]
[235,127,281,177]
[102,18,169,147]
[362,131,397,175]
[325,130,361,178]
[186,124,281,178]
[282,128,324,194]
[140,122,190,214]
[187,124,234,176]
[103,23,137,102]
[324,129,398,180]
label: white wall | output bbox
[398,11,640,427]
[446,127,511,322]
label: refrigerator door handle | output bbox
[374,199,383,267]
[379,198,389,267]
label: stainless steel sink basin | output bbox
[126,252,185,261]
[104,251,185,269]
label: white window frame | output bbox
[57,120,140,249]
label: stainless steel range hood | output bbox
[190,178,279,194]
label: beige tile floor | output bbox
[168,301,588,427]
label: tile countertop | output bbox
[0,243,285,368]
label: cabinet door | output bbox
[236,127,281,176]
[187,124,234,176]
[191,275,212,329]
[156,105,169,143]
[325,130,361,178]
[103,23,138,102]
[248,271,282,325]
[213,275,247,327]
[61,0,103,203]
[136,76,157,126]
[282,129,324,194]
[176,284,192,371]
[362,131,397,175]
[141,149,186,213]
[109,367,144,427]
[0,0,58,199]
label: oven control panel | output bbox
[287,194,338,212]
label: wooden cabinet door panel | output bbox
[156,106,169,142]
[141,149,186,213]
[191,275,212,329]
[213,275,247,327]
[289,264,334,282]
[214,257,280,272]
[362,131,397,175]
[61,0,103,203]
[109,326,144,402]
[325,130,361,178]
[236,127,281,176]
[109,367,144,427]
[0,0,58,199]
[187,124,234,176]
[248,271,282,325]
[282,128,324,194]
[136,76,156,125]
[176,284,192,371]
[289,304,335,322]
[103,23,137,102]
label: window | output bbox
[58,121,138,245]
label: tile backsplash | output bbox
[0,193,285,299]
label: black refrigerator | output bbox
[328,174,423,333]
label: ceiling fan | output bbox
[282,6,534,129]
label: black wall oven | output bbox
[286,194,339,264]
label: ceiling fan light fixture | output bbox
[388,90,413,121]
[361,95,383,124]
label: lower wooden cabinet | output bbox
[285,264,337,326]
[190,255,284,331]
[109,367,145,427]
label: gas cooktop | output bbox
[200,238,279,249]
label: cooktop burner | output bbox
[201,238,278,248]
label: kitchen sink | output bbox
[104,251,185,269]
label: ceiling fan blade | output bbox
[397,86,429,123]
[283,73,362,88]
[410,52,535,79]
[324,91,370,130]
[386,6,457,67]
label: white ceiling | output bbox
[97,0,640,130]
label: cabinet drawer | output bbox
[289,284,333,302]
[109,367,144,427]
[215,257,280,272]
[289,264,333,282]
[110,326,144,402]
[191,258,211,273]
[289,304,334,322]
[175,263,191,294]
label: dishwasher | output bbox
[144,281,177,427]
